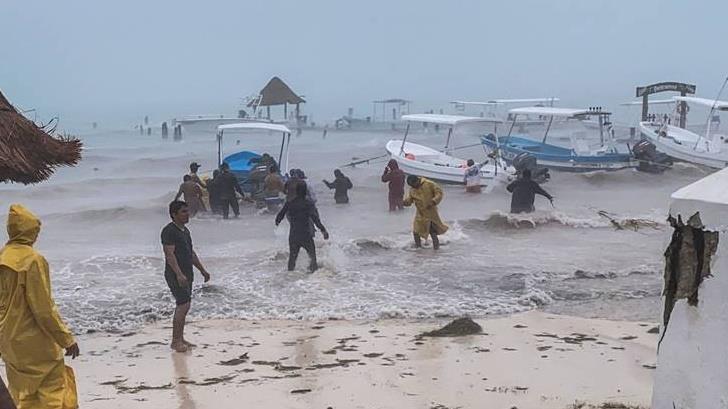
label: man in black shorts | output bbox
[161,201,211,352]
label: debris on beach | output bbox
[218,353,249,366]
[134,341,166,347]
[420,318,482,337]
[112,382,174,394]
[179,374,237,386]
[597,210,661,231]
[568,402,647,409]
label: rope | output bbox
[697,75,728,149]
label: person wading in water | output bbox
[403,175,448,250]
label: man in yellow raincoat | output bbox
[403,175,448,250]
[0,204,79,409]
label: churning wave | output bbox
[459,210,665,231]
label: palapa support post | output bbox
[295,103,300,122]
[679,91,688,129]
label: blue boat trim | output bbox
[481,135,635,172]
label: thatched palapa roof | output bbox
[0,90,82,184]
[247,76,305,107]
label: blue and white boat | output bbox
[216,122,292,194]
[481,106,637,172]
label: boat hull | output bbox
[481,135,637,172]
[639,122,728,169]
[385,140,512,189]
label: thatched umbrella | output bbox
[0,90,82,184]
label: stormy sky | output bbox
[2,0,727,130]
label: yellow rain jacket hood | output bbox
[0,204,77,409]
[403,178,449,239]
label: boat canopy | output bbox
[401,114,503,125]
[451,98,560,107]
[450,101,499,106]
[508,107,589,118]
[673,96,728,111]
[620,99,675,106]
[489,98,560,105]
[216,122,293,169]
[217,122,292,133]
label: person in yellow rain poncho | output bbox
[403,175,448,250]
[0,204,80,409]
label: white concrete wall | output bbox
[652,168,728,409]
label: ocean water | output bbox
[0,125,712,333]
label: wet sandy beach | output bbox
[55,311,656,409]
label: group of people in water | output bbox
[0,155,558,409]
[163,156,554,351]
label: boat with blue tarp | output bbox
[216,122,292,206]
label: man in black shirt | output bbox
[161,201,211,352]
[506,169,554,213]
[275,183,329,272]
[218,162,244,219]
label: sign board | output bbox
[637,82,696,97]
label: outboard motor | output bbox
[632,140,672,173]
[512,152,550,184]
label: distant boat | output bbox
[385,114,513,190]
[450,98,560,126]
[481,106,637,172]
[640,96,728,169]
[177,115,263,134]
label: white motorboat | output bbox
[483,106,638,172]
[385,114,513,190]
[176,115,262,134]
[640,96,728,169]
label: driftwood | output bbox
[597,210,660,231]
[0,90,82,184]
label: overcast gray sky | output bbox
[2,0,727,129]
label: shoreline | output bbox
[51,311,657,408]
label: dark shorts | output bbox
[165,270,193,305]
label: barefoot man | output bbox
[161,201,211,352]
[403,175,448,250]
